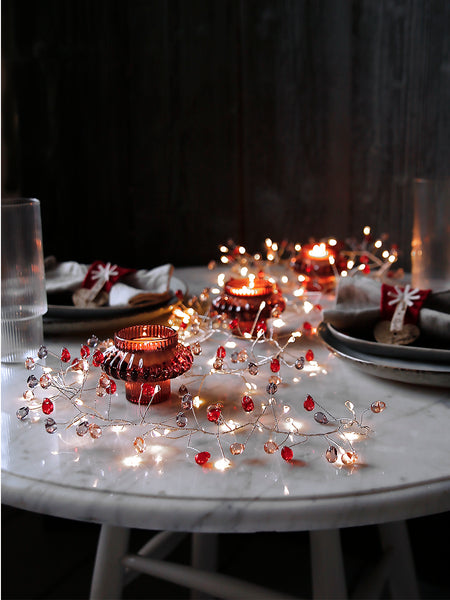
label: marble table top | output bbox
[2,267,450,533]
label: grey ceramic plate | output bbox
[318,323,450,388]
[46,277,187,320]
[327,323,450,364]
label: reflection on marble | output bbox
[2,267,450,533]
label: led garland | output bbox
[213,226,400,281]
[15,300,386,470]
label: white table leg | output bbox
[378,520,420,599]
[191,533,218,599]
[310,529,347,599]
[90,524,130,600]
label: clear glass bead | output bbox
[23,390,34,401]
[314,411,328,424]
[44,418,57,434]
[230,352,239,363]
[230,442,245,456]
[371,400,386,414]
[96,385,107,397]
[133,436,146,453]
[16,406,29,420]
[341,451,358,465]
[266,382,277,395]
[76,421,90,437]
[264,440,279,454]
[178,384,188,396]
[176,412,188,428]
[39,374,52,389]
[25,357,35,370]
[89,424,102,439]
[213,357,223,370]
[192,342,202,356]
[181,394,193,410]
[325,445,338,463]
[237,350,248,362]
[87,335,99,348]
[37,345,48,359]
[27,375,39,388]
[295,357,305,370]
[248,362,258,375]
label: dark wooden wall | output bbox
[2,0,449,270]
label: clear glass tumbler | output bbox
[411,179,450,292]
[1,198,48,362]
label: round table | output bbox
[2,266,449,599]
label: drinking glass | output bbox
[1,198,47,362]
[411,179,450,292]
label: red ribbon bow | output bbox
[82,261,136,293]
[380,283,430,325]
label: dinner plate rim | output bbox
[45,276,187,320]
[318,322,450,388]
[327,323,450,364]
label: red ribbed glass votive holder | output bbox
[290,243,336,292]
[102,324,193,404]
[211,277,286,335]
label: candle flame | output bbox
[308,243,328,258]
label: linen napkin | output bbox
[323,276,450,345]
[45,259,174,308]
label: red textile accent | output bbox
[82,261,136,293]
[380,283,430,324]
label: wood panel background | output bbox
[2,0,449,270]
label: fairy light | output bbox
[374,240,382,248]
[328,238,337,246]
[15,240,388,471]
[272,242,278,252]
[238,246,246,255]
[265,238,272,248]
[220,245,229,253]
[363,225,371,235]
[221,256,229,264]
[294,243,301,251]
[388,254,397,263]
[347,260,355,270]
[123,455,142,467]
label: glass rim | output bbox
[1,197,40,208]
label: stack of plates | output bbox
[318,322,450,388]
[44,277,187,336]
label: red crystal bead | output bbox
[207,406,222,422]
[175,289,184,300]
[42,398,54,415]
[241,395,254,412]
[256,321,267,333]
[313,304,322,312]
[195,451,211,466]
[216,346,226,359]
[304,394,315,411]
[363,264,371,274]
[281,446,294,462]
[270,358,280,373]
[92,350,104,367]
[229,318,239,330]
[60,347,71,363]
[303,321,312,332]
[305,349,314,361]
[80,344,90,358]
[107,380,117,394]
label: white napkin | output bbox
[45,259,174,307]
[109,265,174,306]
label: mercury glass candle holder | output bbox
[211,277,286,335]
[102,324,193,404]
[290,243,336,292]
